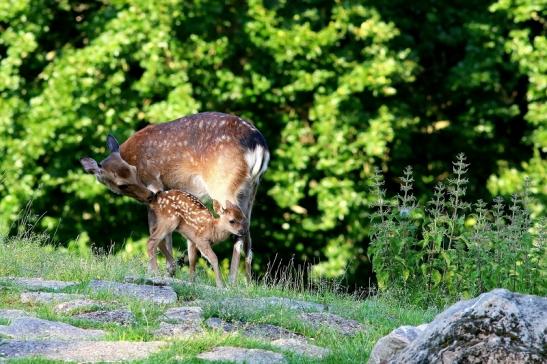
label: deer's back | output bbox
[151,190,212,234]
[119,112,268,194]
[120,112,266,164]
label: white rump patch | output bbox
[244,145,269,178]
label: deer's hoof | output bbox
[167,266,176,277]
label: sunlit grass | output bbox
[0,235,438,363]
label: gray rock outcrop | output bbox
[153,306,203,338]
[370,289,547,364]
[368,324,428,364]
[0,317,104,340]
[1,277,77,291]
[299,312,365,335]
[0,340,165,362]
[20,292,85,304]
[197,346,287,364]
[221,296,325,314]
[272,338,330,359]
[73,309,136,326]
[89,279,177,304]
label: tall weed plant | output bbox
[369,154,545,301]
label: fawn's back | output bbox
[150,190,247,243]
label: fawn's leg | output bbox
[187,240,198,281]
[196,241,224,288]
[148,207,176,274]
[158,239,176,277]
[147,218,177,275]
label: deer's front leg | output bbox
[187,240,198,282]
[158,238,176,277]
[147,236,162,275]
[229,236,243,285]
[196,241,224,288]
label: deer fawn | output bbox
[80,112,269,283]
[148,190,247,287]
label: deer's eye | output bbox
[118,184,129,190]
[229,219,236,225]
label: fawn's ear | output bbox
[213,200,224,214]
[80,157,100,175]
[106,134,120,153]
[225,200,236,209]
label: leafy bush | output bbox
[369,154,545,300]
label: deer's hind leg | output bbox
[229,180,258,284]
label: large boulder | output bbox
[368,324,428,364]
[370,289,546,364]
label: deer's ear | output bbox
[213,200,224,214]
[80,157,100,175]
[106,134,120,153]
[225,200,236,209]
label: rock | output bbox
[0,309,34,320]
[162,306,202,323]
[88,279,177,304]
[299,312,365,335]
[387,289,547,364]
[205,318,330,359]
[20,292,85,304]
[205,317,304,341]
[154,321,203,338]
[154,306,203,338]
[73,309,136,326]
[21,292,108,315]
[197,346,287,364]
[206,317,239,332]
[124,275,219,293]
[1,277,77,291]
[124,275,179,286]
[271,338,331,359]
[0,317,104,340]
[368,324,428,364]
[0,340,165,362]
[54,299,107,314]
[221,297,324,314]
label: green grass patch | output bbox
[0,236,439,363]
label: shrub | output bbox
[369,154,545,300]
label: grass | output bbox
[0,236,439,363]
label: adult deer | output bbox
[80,112,269,283]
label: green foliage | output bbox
[369,154,546,301]
[0,0,545,284]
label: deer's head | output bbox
[213,200,248,236]
[80,135,154,203]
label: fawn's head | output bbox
[213,200,248,236]
[80,135,154,203]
